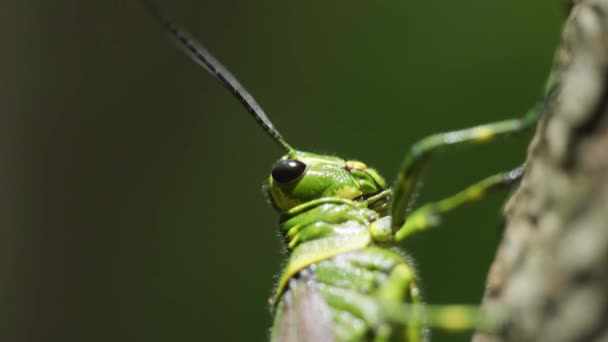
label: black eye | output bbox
[271,159,307,184]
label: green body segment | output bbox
[271,197,423,341]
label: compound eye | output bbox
[271,159,307,184]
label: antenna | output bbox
[144,2,294,152]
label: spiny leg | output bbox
[394,165,524,242]
[390,106,541,229]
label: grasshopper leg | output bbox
[383,302,506,334]
[390,106,541,230]
[393,165,524,242]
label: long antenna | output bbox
[144,1,294,152]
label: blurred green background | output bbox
[12,1,562,341]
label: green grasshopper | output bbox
[146,3,546,341]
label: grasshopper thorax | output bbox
[267,151,387,211]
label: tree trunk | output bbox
[473,0,608,341]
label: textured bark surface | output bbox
[473,1,608,341]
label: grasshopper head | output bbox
[267,151,387,211]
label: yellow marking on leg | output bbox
[413,213,427,228]
[435,306,475,331]
[473,126,494,142]
[466,186,485,201]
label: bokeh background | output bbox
[11,1,562,341]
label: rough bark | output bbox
[473,1,608,341]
